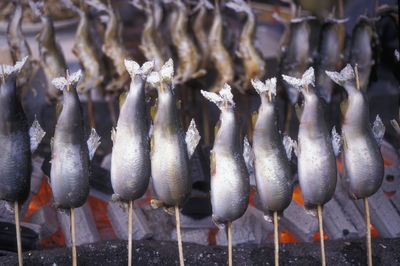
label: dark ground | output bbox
[0,238,399,266]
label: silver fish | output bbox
[50,70,100,209]
[201,84,249,225]
[315,17,347,103]
[111,60,154,202]
[251,78,293,218]
[326,65,384,199]
[29,0,67,103]
[280,17,313,104]
[0,58,45,203]
[283,68,337,212]
[148,59,200,209]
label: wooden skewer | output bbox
[175,205,184,266]
[86,92,96,129]
[227,221,233,266]
[128,200,133,266]
[70,208,77,266]
[273,211,279,266]
[364,198,373,266]
[14,202,23,266]
[317,205,326,266]
[354,64,361,90]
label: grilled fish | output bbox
[168,0,204,83]
[6,1,33,95]
[326,65,384,199]
[111,60,153,202]
[29,0,67,103]
[251,78,293,218]
[192,0,213,69]
[208,1,234,93]
[148,59,200,209]
[0,57,45,203]
[226,0,265,93]
[280,17,314,103]
[50,70,100,209]
[131,0,165,71]
[349,16,377,92]
[315,17,347,103]
[201,84,249,225]
[283,68,337,212]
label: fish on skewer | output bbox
[191,0,213,70]
[148,59,200,266]
[28,0,68,103]
[167,0,205,83]
[280,16,314,104]
[208,0,234,93]
[50,70,100,266]
[6,0,35,98]
[201,84,250,266]
[326,64,385,266]
[226,0,266,93]
[0,57,45,266]
[315,16,347,103]
[283,67,337,266]
[130,0,166,71]
[111,59,153,266]
[349,16,378,92]
[251,77,295,266]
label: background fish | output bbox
[111,60,153,202]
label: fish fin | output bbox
[185,119,201,159]
[200,83,235,109]
[124,59,154,77]
[331,126,342,157]
[243,136,254,177]
[29,117,46,153]
[325,64,355,87]
[372,114,385,146]
[52,69,82,91]
[111,127,116,144]
[282,67,315,91]
[294,103,303,120]
[119,91,128,109]
[87,128,101,160]
[340,99,348,115]
[0,56,28,78]
[251,77,277,96]
[282,134,297,160]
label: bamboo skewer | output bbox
[86,92,96,129]
[128,200,133,266]
[14,202,23,266]
[175,205,184,266]
[317,205,326,266]
[227,221,233,266]
[364,198,372,266]
[70,208,77,266]
[273,211,279,266]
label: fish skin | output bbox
[315,20,346,103]
[340,80,384,199]
[0,74,31,203]
[111,64,151,202]
[168,0,203,83]
[6,2,33,94]
[280,19,312,104]
[151,70,191,208]
[50,78,90,209]
[297,86,337,209]
[192,1,210,69]
[253,94,293,215]
[349,17,376,92]
[29,1,67,103]
[208,2,234,93]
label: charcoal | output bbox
[28,205,59,239]
[170,228,209,246]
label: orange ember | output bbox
[292,186,304,206]
[24,177,53,220]
[87,196,117,240]
[279,230,299,243]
